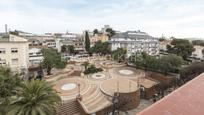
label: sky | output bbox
[0,0,204,38]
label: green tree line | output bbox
[129,52,184,74]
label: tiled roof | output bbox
[138,73,204,115]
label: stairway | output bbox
[79,84,112,114]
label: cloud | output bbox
[0,0,204,38]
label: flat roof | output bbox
[138,73,204,115]
[140,78,158,89]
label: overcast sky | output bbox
[0,0,204,38]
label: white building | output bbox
[190,45,204,60]
[55,33,80,52]
[0,34,29,73]
[109,31,159,57]
[28,48,43,66]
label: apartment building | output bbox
[109,31,159,57]
[55,33,85,54]
[0,34,29,73]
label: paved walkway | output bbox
[49,58,156,115]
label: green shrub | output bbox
[84,65,103,74]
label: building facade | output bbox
[109,31,159,57]
[28,47,43,67]
[0,34,29,73]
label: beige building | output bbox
[0,34,29,73]
[90,33,109,47]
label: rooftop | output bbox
[138,73,204,115]
[111,31,155,40]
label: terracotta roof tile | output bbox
[138,73,204,115]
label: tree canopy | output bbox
[167,38,195,60]
[192,40,204,46]
[41,48,66,75]
[93,29,99,35]
[111,48,127,62]
[61,45,75,54]
[61,45,67,52]
[0,67,22,115]
[129,52,184,74]
[84,64,103,74]
[180,61,204,83]
[106,28,116,37]
[90,41,111,55]
[158,54,183,74]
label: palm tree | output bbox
[0,67,21,115]
[8,80,61,115]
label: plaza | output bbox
[44,56,159,115]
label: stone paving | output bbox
[47,57,157,115]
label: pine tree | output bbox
[85,31,90,53]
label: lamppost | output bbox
[76,83,82,101]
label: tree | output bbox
[93,29,99,35]
[0,67,22,115]
[41,48,66,75]
[8,79,61,115]
[111,48,126,62]
[129,52,158,69]
[61,45,67,52]
[192,40,204,46]
[84,64,103,74]
[85,31,90,53]
[61,45,75,54]
[129,53,183,74]
[158,54,183,74]
[180,62,204,83]
[67,45,75,54]
[167,38,195,60]
[91,41,111,55]
[82,61,89,70]
[106,28,116,37]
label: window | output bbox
[29,53,33,55]
[11,48,18,53]
[12,58,18,65]
[0,48,6,54]
[0,59,6,66]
